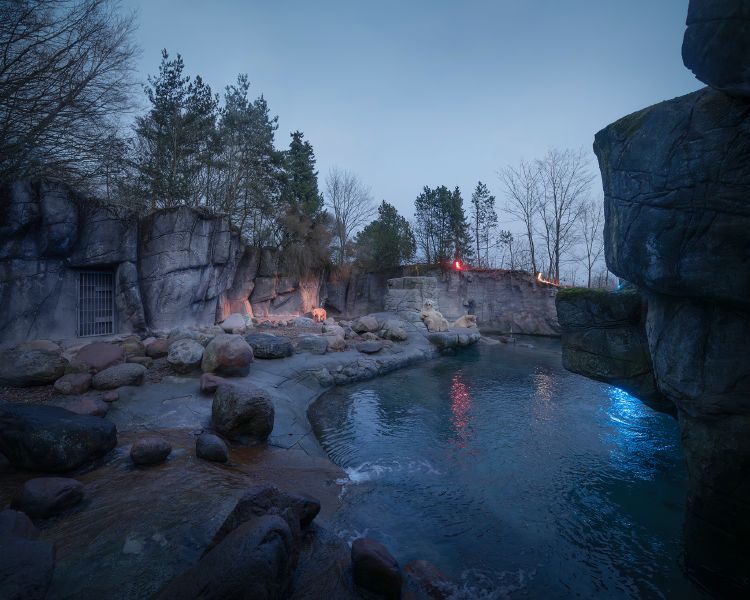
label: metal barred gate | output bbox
[77,271,115,337]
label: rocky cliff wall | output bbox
[571,0,750,591]
[323,268,559,336]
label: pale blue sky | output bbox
[122,0,699,224]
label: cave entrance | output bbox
[77,270,115,337]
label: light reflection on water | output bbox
[310,341,707,599]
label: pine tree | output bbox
[355,201,416,270]
[281,131,323,219]
[470,181,497,266]
[217,75,284,244]
[414,185,473,264]
[132,49,219,209]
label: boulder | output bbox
[167,339,204,373]
[201,334,254,377]
[351,537,403,599]
[381,320,408,342]
[11,477,84,518]
[127,355,153,369]
[209,484,321,550]
[120,336,146,359]
[200,373,228,395]
[0,404,117,472]
[54,396,109,417]
[326,335,347,352]
[91,363,146,390]
[293,335,328,355]
[130,437,171,466]
[69,342,124,374]
[292,316,316,328]
[53,373,92,395]
[594,88,750,308]
[0,509,55,600]
[357,340,385,354]
[0,346,66,387]
[244,333,294,359]
[146,338,171,358]
[102,390,119,403]
[404,560,452,600]
[221,313,248,334]
[555,288,672,414]
[212,384,274,441]
[322,323,345,337]
[682,0,750,97]
[195,433,229,463]
[352,315,380,333]
[155,516,295,600]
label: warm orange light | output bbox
[536,272,558,286]
[454,260,463,270]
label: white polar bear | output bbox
[453,314,478,329]
[420,299,449,332]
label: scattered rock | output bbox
[146,338,171,358]
[91,363,146,390]
[244,333,293,359]
[55,396,109,417]
[11,477,84,518]
[221,313,248,334]
[0,345,66,387]
[200,373,228,394]
[209,484,321,550]
[404,560,452,600]
[167,339,204,373]
[322,323,345,337]
[53,373,92,395]
[293,316,316,327]
[0,404,117,472]
[120,337,146,359]
[351,537,403,599]
[381,320,408,342]
[68,342,124,374]
[195,433,229,463]
[357,340,385,354]
[201,334,254,377]
[293,335,328,355]
[0,508,38,539]
[0,509,55,600]
[130,437,171,466]
[127,355,153,369]
[212,384,274,441]
[361,332,379,341]
[352,315,380,333]
[102,390,119,403]
[168,326,202,343]
[155,516,295,600]
[326,334,347,352]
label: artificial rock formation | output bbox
[555,288,671,414]
[583,0,750,591]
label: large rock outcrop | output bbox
[584,2,750,591]
[555,288,671,414]
[138,206,243,331]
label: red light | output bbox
[454,260,462,270]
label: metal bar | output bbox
[77,271,114,337]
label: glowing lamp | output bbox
[454,260,463,270]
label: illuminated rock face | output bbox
[588,3,750,590]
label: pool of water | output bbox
[309,340,709,599]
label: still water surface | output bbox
[310,340,708,599]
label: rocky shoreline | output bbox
[0,310,481,599]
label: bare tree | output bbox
[536,148,594,284]
[579,198,605,287]
[499,159,541,276]
[0,0,138,187]
[325,167,375,265]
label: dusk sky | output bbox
[122,0,700,225]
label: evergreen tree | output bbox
[281,131,323,218]
[354,201,416,270]
[217,74,284,244]
[414,185,473,264]
[470,181,497,267]
[132,49,219,209]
